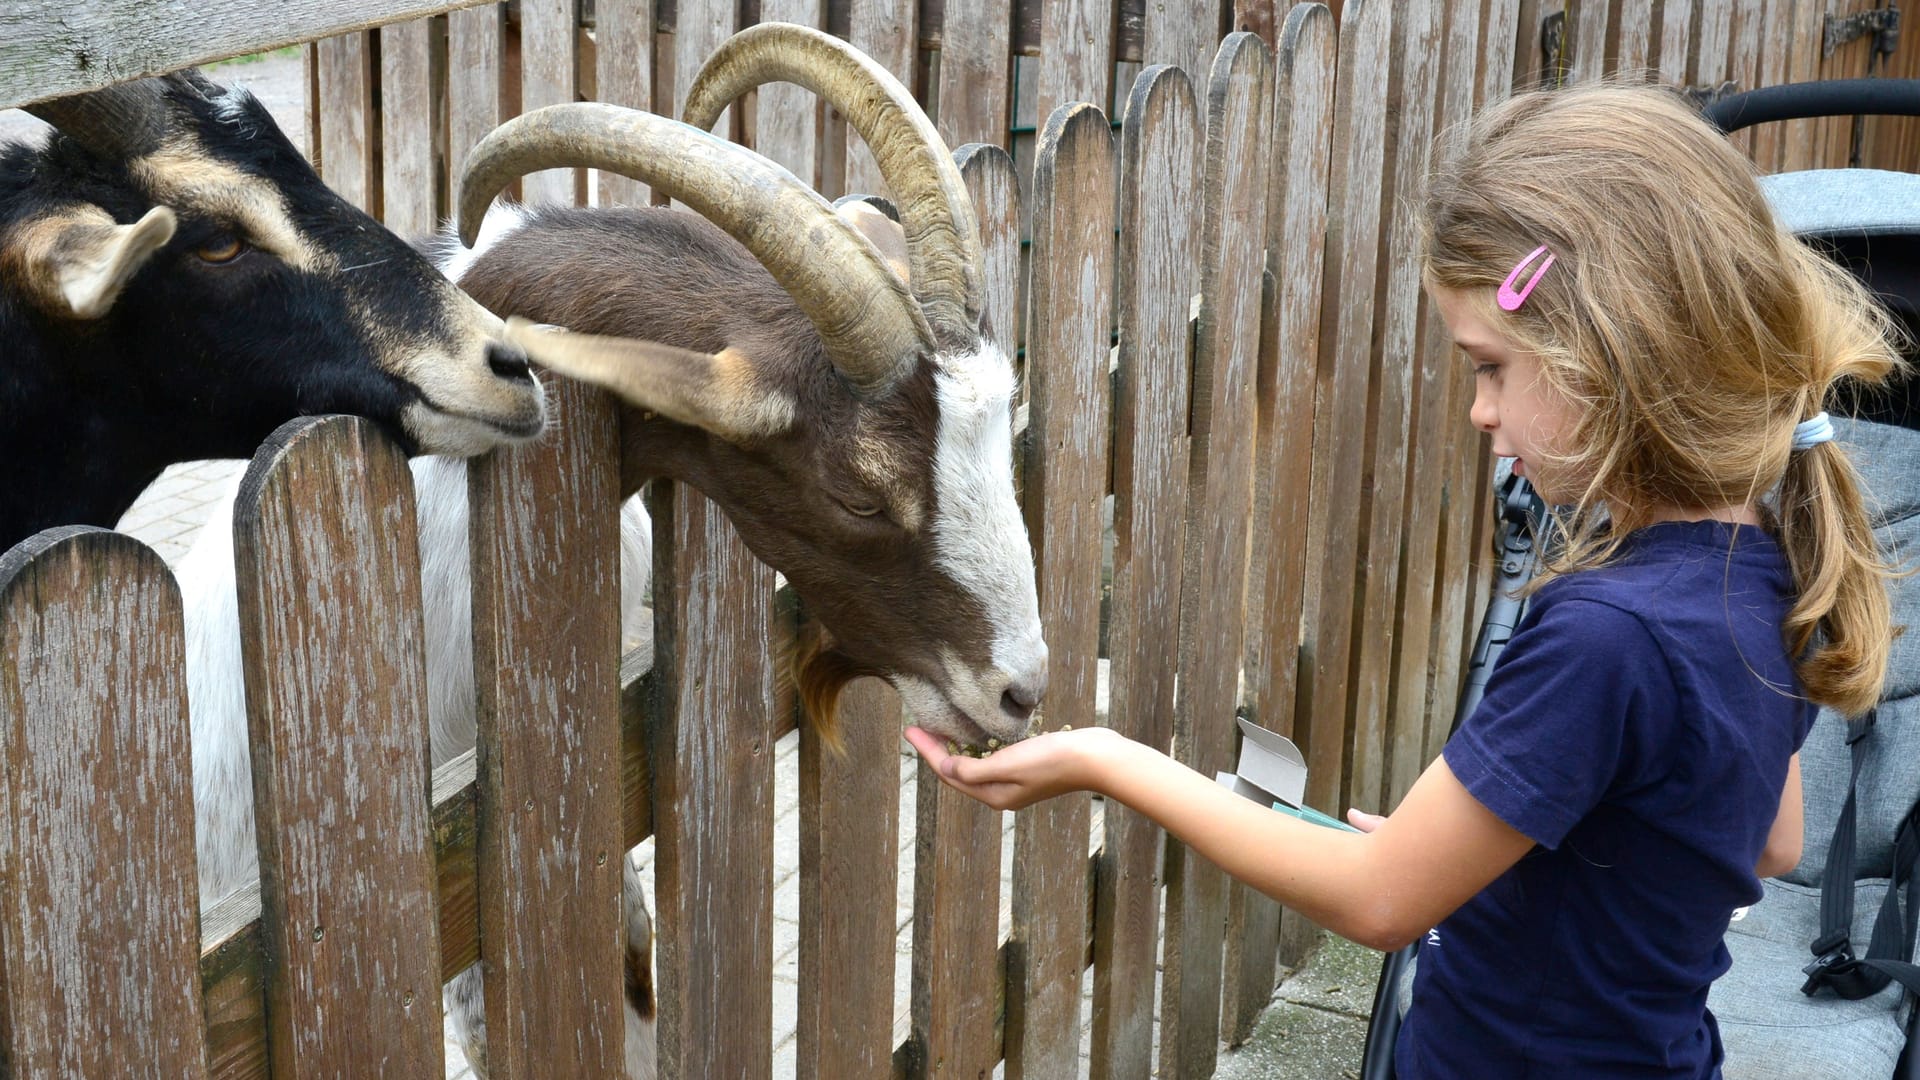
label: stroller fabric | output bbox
[1710,417,1919,1079]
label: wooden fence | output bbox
[1,0,1917,1077]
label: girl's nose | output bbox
[1469,391,1498,433]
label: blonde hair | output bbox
[1423,80,1903,716]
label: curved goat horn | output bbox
[459,103,931,394]
[26,77,174,160]
[684,22,984,349]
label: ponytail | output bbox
[1777,439,1897,717]
[1774,244,1904,718]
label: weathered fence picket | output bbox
[596,0,655,206]
[1650,0,1684,80]
[797,675,900,1079]
[1297,0,1388,863]
[1090,61,1199,1080]
[1244,0,1338,976]
[381,18,441,236]
[648,476,779,1080]
[846,1,919,196]
[447,5,512,206]
[234,416,445,1076]
[1036,0,1117,144]
[314,33,377,214]
[1607,0,1654,73]
[756,0,825,186]
[468,379,626,1077]
[1163,32,1272,1079]
[1349,0,1439,824]
[1393,0,1483,806]
[0,530,207,1076]
[1006,98,1113,1079]
[905,142,1021,1080]
[933,0,1014,148]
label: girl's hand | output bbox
[903,725,1125,811]
[1347,808,1387,833]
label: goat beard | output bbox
[781,622,876,755]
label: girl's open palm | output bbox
[903,726,1116,811]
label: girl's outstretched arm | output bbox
[904,726,1535,951]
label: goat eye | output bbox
[839,498,885,519]
[196,235,247,264]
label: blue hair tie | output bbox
[1791,411,1834,451]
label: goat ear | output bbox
[505,318,795,442]
[15,205,176,319]
[834,199,911,289]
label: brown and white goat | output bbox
[440,22,1048,752]
[0,71,547,552]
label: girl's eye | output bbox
[1474,362,1500,378]
[196,235,248,263]
[839,498,885,519]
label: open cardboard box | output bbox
[1215,717,1356,832]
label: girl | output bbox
[904,82,1902,1077]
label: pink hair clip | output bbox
[1497,245,1556,311]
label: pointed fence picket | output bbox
[235,417,447,1077]
[1090,61,1200,1080]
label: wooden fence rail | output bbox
[1,0,1916,1077]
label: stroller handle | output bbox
[1705,78,1920,134]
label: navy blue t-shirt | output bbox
[1397,519,1815,1079]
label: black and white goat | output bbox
[0,70,547,552]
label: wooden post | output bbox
[1296,0,1389,856]
[234,416,445,1076]
[1005,99,1115,1080]
[933,0,1014,149]
[0,529,207,1076]
[906,143,1022,1080]
[1241,0,1337,976]
[468,379,626,1077]
[382,17,441,235]
[1159,33,1271,1076]
[1088,62,1200,1080]
[596,0,656,206]
[521,0,582,204]
[314,32,378,214]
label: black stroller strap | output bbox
[1802,709,1920,1002]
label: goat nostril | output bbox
[487,342,533,382]
[1001,679,1042,723]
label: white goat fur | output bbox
[180,455,656,1078]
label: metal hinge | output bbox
[1825,5,1901,59]
[1541,11,1569,88]
[1681,80,1743,110]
